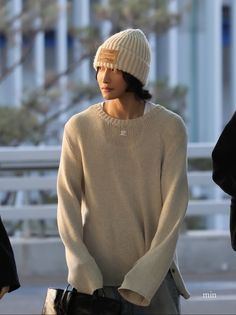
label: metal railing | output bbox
[0,143,230,227]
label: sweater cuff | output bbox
[68,259,103,295]
[118,285,151,306]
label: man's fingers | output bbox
[0,286,10,299]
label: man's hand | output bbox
[0,286,10,299]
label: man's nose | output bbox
[102,69,110,83]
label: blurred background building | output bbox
[0,0,235,145]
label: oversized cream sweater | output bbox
[57,102,190,306]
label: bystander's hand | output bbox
[0,286,10,299]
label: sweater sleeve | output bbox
[118,116,188,306]
[57,122,103,294]
[212,112,236,197]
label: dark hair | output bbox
[122,72,152,101]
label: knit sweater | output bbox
[57,102,190,306]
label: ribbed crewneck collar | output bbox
[92,102,160,129]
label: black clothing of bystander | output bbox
[0,217,20,292]
[212,112,236,250]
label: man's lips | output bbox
[101,87,113,92]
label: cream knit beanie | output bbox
[93,29,151,86]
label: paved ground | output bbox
[1,273,236,314]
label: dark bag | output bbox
[41,286,121,315]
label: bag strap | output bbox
[60,285,72,315]
[93,288,105,297]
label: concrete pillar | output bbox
[188,0,198,141]
[56,0,68,116]
[149,33,157,83]
[72,0,81,79]
[79,0,90,84]
[34,3,45,88]
[191,0,224,229]
[168,0,178,86]
[100,0,111,39]
[198,0,223,141]
[72,0,90,84]
[7,0,23,107]
[231,0,236,111]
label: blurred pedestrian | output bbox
[212,111,236,250]
[57,28,190,314]
[0,217,20,299]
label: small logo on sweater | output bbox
[120,130,127,136]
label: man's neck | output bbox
[104,97,145,120]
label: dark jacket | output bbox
[212,112,236,250]
[0,217,20,292]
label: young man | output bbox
[0,217,20,299]
[212,112,236,251]
[57,29,190,314]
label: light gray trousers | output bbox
[102,271,180,315]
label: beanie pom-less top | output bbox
[93,29,151,86]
